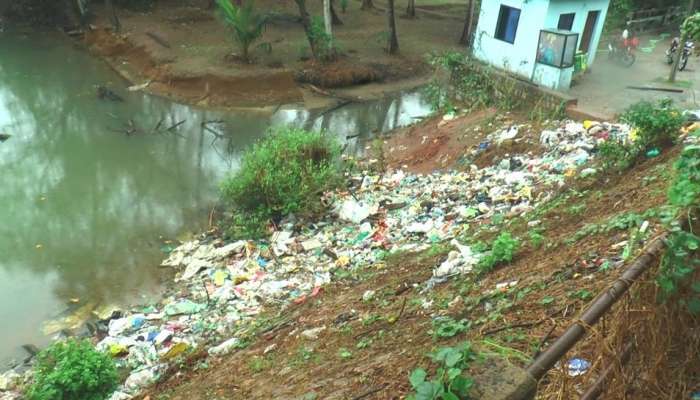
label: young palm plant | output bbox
[216,0,268,63]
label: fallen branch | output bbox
[146,31,171,49]
[527,232,669,381]
[532,324,556,359]
[305,84,362,102]
[152,117,164,133]
[351,384,388,400]
[166,119,186,131]
[319,99,353,117]
[626,85,684,93]
[482,304,569,336]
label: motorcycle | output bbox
[608,36,639,67]
[666,37,695,71]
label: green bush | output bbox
[425,52,496,112]
[221,127,343,238]
[598,140,636,171]
[408,343,476,400]
[478,232,520,273]
[599,100,684,171]
[621,100,684,151]
[658,144,700,313]
[27,339,118,400]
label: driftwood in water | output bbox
[97,86,124,102]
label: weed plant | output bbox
[220,127,343,238]
[27,339,118,400]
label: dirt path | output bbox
[84,0,466,109]
[569,33,700,119]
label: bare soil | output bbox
[84,0,466,109]
[137,127,679,400]
[383,109,547,173]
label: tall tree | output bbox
[294,0,336,61]
[459,0,476,46]
[331,0,343,25]
[293,0,319,59]
[323,0,332,36]
[105,0,121,32]
[387,0,399,54]
[670,0,696,82]
[406,0,416,18]
[361,0,374,10]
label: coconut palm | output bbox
[215,0,268,63]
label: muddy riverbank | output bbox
[79,0,464,110]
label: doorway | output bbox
[580,10,600,53]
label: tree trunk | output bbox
[105,0,121,32]
[331,0,343,25]
[406,0,416,18]
[323,0,332,36]
[670,0,696,82]
[387,0,399,54]
[459,0,475,46]
[294,0,320,59]
[361,0,374,10]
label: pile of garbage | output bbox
[0,119,633,400]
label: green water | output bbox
[0,32,431,367]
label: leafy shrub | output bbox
[658,144,700,313]
[681,12,700,42]
[221,127,343,238]
[216,0,269,62]
[478,232,520,273]
[431,317,469,339]
[425,52,497,112]
[529,230,546,249]
[309,16,337,62]
[621,100,684,152]
[598,100,684,171]
[27,339,118,400]
[408,343,476,400]
[597,140,636,171]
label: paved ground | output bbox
[568,34,700,119]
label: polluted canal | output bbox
[0,32,432,367]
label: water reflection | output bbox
[0,32,431,366]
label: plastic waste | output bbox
[9,117,638,399]
[337,199,375,224]
[124,367,160,392]
[567,358,591,376]
[495,125,519,145]
[161,342,189,360]
[164,300,205,316]
[108,392,133,400]
[208,337,241,356]
[0,370,20,391]
[301,326,326,340]
[646,148,660,158]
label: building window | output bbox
[558,13,575,30]
[495,5,521,44]
[536,30,579,68]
